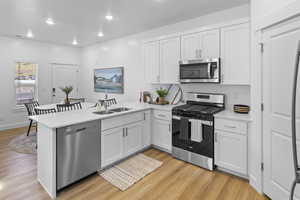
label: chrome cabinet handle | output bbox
[169,124,171,132]
[224,125,237,129]
[215,132,218,142]
[123,128,125,137]
[126,128,128,137]
[158,114,166,118]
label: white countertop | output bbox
[30,102,178,129]
[214,110,252,122]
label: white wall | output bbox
[80,4,250,105]
[0,36,81,130]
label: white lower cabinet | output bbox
[214,118,248,176]
[101,127,124,168]
[101,111,148,168]
[123,122,143,157]
[152,118,172,152]
[142,111,151,148]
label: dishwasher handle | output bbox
[76,127,87,132]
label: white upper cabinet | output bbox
[220,23,250,85]
[159,36,181,83]
[181,29,220,60]
[181,33,202,60]
[144,41,160,83]
[201,29,220,58]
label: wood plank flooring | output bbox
[0,127,269,200]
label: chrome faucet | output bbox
[103,91,109,112]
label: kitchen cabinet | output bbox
[159,36,181,83]
[181,29,220,60]
[101,111,147,168]
[123,122,143,157]
[214,118,248,176]
[142,111,151,148]
[152,110,172,152]
[220,23,250,85]
[101,127,124,168]
[144,41,160,83]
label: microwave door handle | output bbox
[207,63,212,78]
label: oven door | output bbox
[179,59,220,83]
[172,115,214,158]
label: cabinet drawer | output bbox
[102,112,144,131]
[215,118,247,135]
[153,110,171,121]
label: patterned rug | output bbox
[100,153,162,191]
[8,132,37,154]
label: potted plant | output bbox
[60,86,73,104]
[156,88,168,104]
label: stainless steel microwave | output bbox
[179,58,220,83]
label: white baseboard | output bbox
[249,174,263,194]
[0,121,29,131]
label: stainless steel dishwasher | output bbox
[57,120,101,190]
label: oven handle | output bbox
[172,115,213,126]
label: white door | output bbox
[152,119,172,151]
[144,41,160,83]
[214,130,247,174]
[220,23,250,85]
[101,127,124,168]
[201,29,220,58]
[181,33,201,60]
[52,64,78,103]
[123,122,143,157]
[262,19,300,200]
[159,36,181,83]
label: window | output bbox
[15,62,37,105]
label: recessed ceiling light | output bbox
[105,15,113,21]
[98,32,104,37]
[26,30,33,38]
[46,18,55,25]
[72,39,78,45]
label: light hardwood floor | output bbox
[0,127,269,200]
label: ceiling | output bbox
[0,0,249,47]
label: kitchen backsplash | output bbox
[151,84,250,111]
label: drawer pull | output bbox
[224,125,237,129]
[158,114,166,118]
[215,132,218,142]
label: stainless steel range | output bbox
[172,92,225,170]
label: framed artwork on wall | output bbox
[94,67,124,94]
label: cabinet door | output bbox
[201,29,220,58]
[123,122,143,157]
[181,33,201,60]
[159,37,181,83]
[214,130,247,175]
[221,23,250,85]
[142,111,151,148]
[144,41,160,83]
[101,127,124,168]
[152,119,172,152]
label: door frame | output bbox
[51,63,79,103]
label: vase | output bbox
[64,95,70,105]
[158,97,165,104]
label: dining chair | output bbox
[56,102,82,112]
[34,108,57,115]
[24,101,39,136]
[99,98,117,107]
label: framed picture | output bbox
[94,67,124,94]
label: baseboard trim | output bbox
[0,121,28,131]
[249,174,263,194]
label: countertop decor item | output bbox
[156,88,168,105]
[233,104,250,114]
[60,86,73,105]
[94,67,124,94]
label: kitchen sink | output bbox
[109,107,131,112]
[93,111,115,115]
